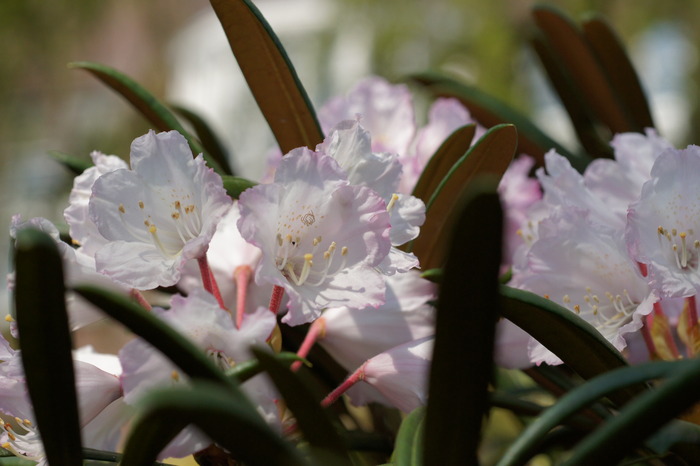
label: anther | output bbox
[386,194,399,211]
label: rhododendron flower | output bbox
[119,289,278,458]
[318,120,425,273]
[88,130,232,289]
[238,148,391,325]
[627,146,700,298]
[511,208,655,364]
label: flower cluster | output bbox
[4,77,539,462]
[509,129,700,365]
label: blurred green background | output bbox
[2,0,700,295]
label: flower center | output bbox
[2,418,43,461]
[557,286,639,332]
[275,234,349,287]
[657,226,700,271]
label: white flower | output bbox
[88,130,232,289]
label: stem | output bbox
[321,363,366,408]
[291,318,326,371]
[652,302,681,360]
[688,295,699,326]
[269,285,285,315]
[130,289,152,311]
[198,255,226,310]
[641,316,656,360]
[234,265,253,329]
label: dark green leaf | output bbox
[68,61,226,175]
[392,406,426,466]
[73,285,237,392]
[500,286,634,403]
[222,175,258,200]
[226,351,309,383]
[410,72,587,169]
[411,124,515,269]
[423,180,502,465]
[122,380,305,466]
[581,16,654,130]
[171,104,234,175]
[210,0,323,153]
[14,229,82,466]
[533,6,635,134]
[563,358,700,465]
[496,360,690,466]
[48,150,92,175]
[252,348,350,464]
[411,124,476,203]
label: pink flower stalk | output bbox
[88,130,232,289]
[237,148,391,325]
[323,336,434,413]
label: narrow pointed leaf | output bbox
[410,72,587,169]
[68,61,225,174]
[122,381,306,466]
[226,351,309,383]
[172,104,234,175]
[411,124,476,203]
[496,360,690,466]
[73,285,237,392]
[582,16,654,130]
[222,175,257,200]
[14,229,82,466]
[411,124,515,269]
[533,6,634,134]
[252,348,350,464]
[48,150,91,175]
[392,406,426,466]
[500,286,637,403]
[210,0,323,153]
[563,357,700,465]
[423,181,502,465]
[531,35,613,158]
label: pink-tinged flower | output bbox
[318,120,425,274]
[9,216,126,331]
[493,319,533,369]
[347,336,434,413]
[0,337,125,463]
[88,130,232,289]
[584,129,673,218]
[119,289,278,459]
[64,151,128,256]
[626,146,700,298]
[237,148,391,325]
[511,208,655,365]
[318,271,435,373]
[498,155,542,271]
[318,76,416,156]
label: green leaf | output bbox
[68,61,226,175]
[73,285,237,392]
[121,380,306,466]
[533,6,635,134]
[172,104,235,175]
[496,360,691,466]
[252,348,351,464]
[392,406,426,466]
[411,124,476,203]
[581,16,654,131]
[222,175,258,200]
[210,0,323,153]
[419,268,442,283]
[48,150,92,175]
[500,286,634,402]
[530,34,613,158]
[13,229,82,466]
[411,124,516,270]
[410,72,588,170]
[423,180,502,465]
[226,351,309,383]
[562,358,700,465]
